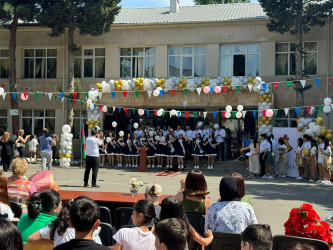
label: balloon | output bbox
[21,93,28,101]
[89,103,94,110]
[138,109,144,116]
[309,122,316,129]
[304,149,311,157]
[225,112,231,119]
[197,122,203,127]
[266,109,273,118]
[112,121,117,128]
[226,105,232,112]
[119,131,124,137]
[320,129,327,136]
[106,137,111,143]
[0,88,4,95]
[133,123,139,129]
[316,117,324,125]
[102,106,108,112]
[324,97,332,105]
[203,86,210,94]
[155,136,160,141]
[64,163,70,168]
[149,131,154,136]
[326,133,333,140]
[214,86,221,94]
[236,112,242,119]
[323,105,331,113]
[153,90,160,97]
[157,110,163,117]
[214,124,219,129]
[237,105,243,112]
[62,125,71,133]
[297,123,304,130]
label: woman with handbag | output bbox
[15,129,30,158]
[0,132,15,172]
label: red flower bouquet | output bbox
[284,203,333,248]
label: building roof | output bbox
[114,3,268,25]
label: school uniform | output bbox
[124,139,133,156]
[131,139,139,156]
[192,139,205,157]
[147,138,156,158]
[175,139,186,158]
[204,138,217,156]
[117,139,125,156]
[167,139,176,157]
[106,140,116,155]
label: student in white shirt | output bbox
[175,125,185,138]
[112,200,156,250]
[302,135,312,180]
[214,125,226,161]
[259,134,268,177]
[260,135,273,179]
[184,125,193,161]
[202,124,212,142]
[277,139,287,178]
[193,125,203,138]
[28,135,39,164]
[318,136,332,185]
[134,126,143,138]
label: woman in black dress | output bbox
[147,131,156,168]
[117,132,125,167]
[192,133,205,169]
[106,132,116,167]
[98,131,106,167]
[0,132,14,172]
[124,133,133,167]
[166,134,176,169]
[159,135,167,169]
[155,131,164,168]
[203,132,218,170]
[15,129,30,158]
[131,133,139,168]
[175,134,186,170]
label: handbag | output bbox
[16,142,25,148]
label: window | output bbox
[24,49,57,78]
[120,47,156,78]
[22,110,55,137]
[0,50,9,78]
[74,48,105,78]
[219,44,259,77]
[168,46,206,77]
[275,42,317,75]
[73,110,87,139]
[0,110,7,134]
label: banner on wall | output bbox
[273,127,304,178]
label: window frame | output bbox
[275,41,318,76]
[119,47,156,78]
[23,48,57,79]
[0,49,9,79]
[168,45,207,78]
[21,110,56,136]
[219,44,260,77]
[75,47,105,79]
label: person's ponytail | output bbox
[27,192,41,219]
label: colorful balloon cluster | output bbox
[59,125,73,167]
[256,77,273,135]
[323,97,332,114]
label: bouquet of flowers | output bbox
[129,178,143,188]
[284,203,332,248]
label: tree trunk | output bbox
[9,15,19,135]
[66,26,75,127]
[295,0,304,107]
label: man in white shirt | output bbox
[202,123,212,141]
[184,125,193,160]
[134,125,143,138]
[144,123,154,136]
[214,125,226,161]
[154,125,164,135]
[84,130,103,188]
[174,125,185,138]
[193,125,203,138]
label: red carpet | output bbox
[150,171,182,177]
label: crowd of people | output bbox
[240,133,332,185]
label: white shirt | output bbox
[260,140,271,153]
[28,138,39,151]
[175,129,185,138]
[0,203,14,221]
[134,130,143,138]
[214,129,226,143]
[302,141,311,157]
[202,128,212,141]
[205,201,257,233]
[113,227,156,250]
[40,226,101,247]
[184,130,193,142]
[192,129,203,138]
[86,137,102,157]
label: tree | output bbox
[37,0,121,126]
[194,0,249,4]
[258,0,332,107]
[0,1,38,134]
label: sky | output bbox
[120,0,257,8]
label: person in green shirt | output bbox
[18,189,62,242]
[231,173,252,206]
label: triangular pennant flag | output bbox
[222,112,226,119]
[8,83,11,87]
[135,91,139,98]
[193,112,197,119]
[59,92,64,100]
[184,89,189,96]
[118,107,122,113]
[300,80,306,88]
[315,78,320,86]
[196,88,202,95]
[4,123,7,129]
[111,92,116,99]
[242,111,247,119]
[80,101,83,107]
[68,99,71,103]
[315,110,319,117]
[94,104,96,108]
[203,112,207,119]
[123,92,127,99]
[169,112,172,118]
[231,111,236,118]
[2,93,6,100]
[85,93,89,99]
[235,86,240,93]
[162,111,165,117]
[98,105,102,110]
[252,110,257,117]
[223,86,228,94]
[160,90,164,97]
[73,92,77,99]
[210,87,214,94]
[171,89,176,96]
[287,81,292,88]
[48,93,52,101]
[263,110,267,117]
[295,107,300,115]
[55,96,57,100]
[261,83,267,91]
[74,100,77,106]
[1,84,4,88]
[247,84,253,92]
[132,109,135,115]
[306,106,311,114]
[112,107,115,112]
[98,92,103,99]
[177,111,181,118]
[274,82,279,90]
[35,92,40,100]
[213,112,217,119]
[154,110,157,117]
[12,93,17,100]
[185,112,189,119]
[124,108,128,114]
[330,77,333,86]
[147,90,152,98]
[318,105,324,112]
[146,110,150,117]
[284,108,289,116]
[273,109,278,117]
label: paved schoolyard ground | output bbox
[5,162,333,236]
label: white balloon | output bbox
[236,112,242,119]
[112,121,117,128]
[133,123,139,129]
[64,163,70,168]
[297,123,304,130]
[106,137,112,143]
[226,105,232,112]
[89,103,94,110]
[324,97,332,106]
[155,136,160,141]
[225,112,231,118]
[119,131,124,137]
[237,105,243,112]
[62,124,71,133]
[323,105,331,113]
[214,124,219,129]
[309,122,316,129]
[153,90,160,97]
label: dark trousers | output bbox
[185,142,192,160]
[2,155,13,172]
[84,156,99,186]
[216,143,225,161]
[259,152,266,176]
[17,147,24,158]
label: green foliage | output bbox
[59,79,83,99]
[194,0,249,4]
[0,0,38,25]
[37,0,121,37]
[258,0,332,35]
